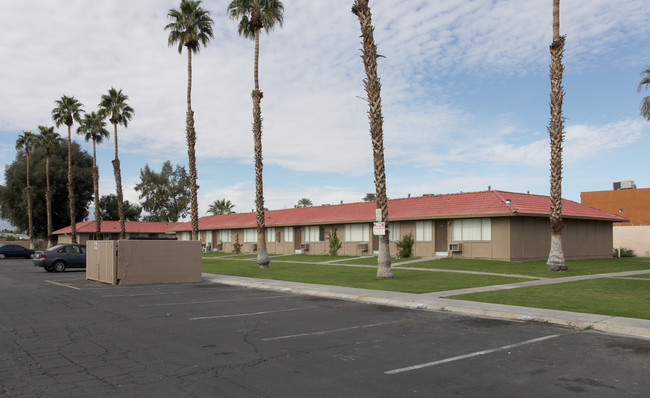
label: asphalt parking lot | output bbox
[2,259,649,397]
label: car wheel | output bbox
[0,253,5,259]
[53,261,66,273]
[44,265,54,273]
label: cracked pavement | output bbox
[1,258,649,397]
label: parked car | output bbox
[33,244,86,272]
[0,244,35,259]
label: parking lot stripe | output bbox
[139,295,290,307]
[45,280,81,290]
[102,292,182,297]
[189,306,318,320]
[262,321,398,341]
[384,334,560,375]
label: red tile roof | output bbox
[53,221,183,235]
[171,190,626,232]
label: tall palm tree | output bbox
[165,0,214,242]
[36,126,62,248]
[99,88,134,240]
[207,199,235,215]
[52,95,84,244]
[546,0,568,271]
[15,131,37,249]
[228,0,284,269]
[638,68,650,121]
[352,0,392,279]
[78,112,110,240]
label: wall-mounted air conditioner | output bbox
[358,243,369,252]
[449,243,462,252]
[300,243,309,250]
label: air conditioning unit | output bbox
[613,180,636,190]
[449,243,462,252]
[300,243,309,250]
[358,243,368,252]
[251,243,258,251]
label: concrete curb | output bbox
[202,273,650,341]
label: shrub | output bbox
[395,233,414,258]
[326,228,343,256]
[613,247,635,257]
[232,234,242,254]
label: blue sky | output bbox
[1,0,649,229]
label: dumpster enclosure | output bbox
[86,240,202,285]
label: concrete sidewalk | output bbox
[202,272,650,341]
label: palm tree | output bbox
[15,131,37,249]
[546,0,568,271]
[352,0,392,279]
[296,198,313,208]
[36,126,62,248]
[228,0,284,269]
[207,199,236,215]
[52,95,84,244]
[99,88,134,240]
[638,68,650,121]
[78,112,110,240]
[165,0,214,242]
[362,193,376,202]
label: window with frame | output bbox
[266,227,276,243]
[304,226,325,242]
[284,227,294,242]
[217,230,231,243]
[243,228,257,243]
[388,222,400,241]
[344,224,369,242]
[415,221,432,241]
[452,218,491,241]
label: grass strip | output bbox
[338,257,422,265]
[446,278,650,320]
[405,257,650,278]
[202,259,530,294]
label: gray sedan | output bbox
[33,244,86,272]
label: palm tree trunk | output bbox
[25,154,34,249]
[186,49,199,241]
[353,0,392,279]
[252,29,269,269]
[67,125,77,244]
[547,0,567,271]
[93,140,101,240]
[112,123,126,240]
[45,150,53,248]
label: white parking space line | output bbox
[102,292,182,298]
[45,280,81,290]
[262,321,399,341]
[385,334,561,375]
[189,306,318,320]
[139,295,290,307]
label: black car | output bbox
[0,244,35,259]
[33,244,86,272]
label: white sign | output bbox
[376,208,382,222]
[94,241,98,250]
[373,222,386,235]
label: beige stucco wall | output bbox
[614,225,650,257]
[116,240,202,285]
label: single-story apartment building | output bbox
[172,190,626,261]
[54,221,181,245]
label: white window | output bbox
[415,221,432,241]
[204,231,212,245]
[388,222,400,241]
[266,227,276,242]
[304,226,324,242]
[243,228,257,243]
[217,230,231,243]
[344,224,369,242]
[284,227,294,242]
[452,218,491,241]
[177,231,190,241]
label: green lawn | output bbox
[446,278,650,320]
[338,257,422,265]
[404,257,650,278]
[202,259,531,294]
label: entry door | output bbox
[294,227,302,251]
[435,220,448,252]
